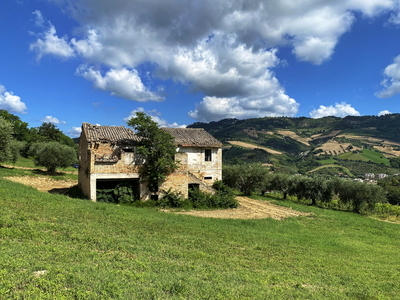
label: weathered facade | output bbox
[78,123,222,201]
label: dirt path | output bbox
[174,196,311,220]
[228,141,282,155]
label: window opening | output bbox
[205,149,212,161]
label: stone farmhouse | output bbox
[78,123,222,201]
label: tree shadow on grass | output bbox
[32,169,67,176]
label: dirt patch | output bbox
[374,146,400,157]
[315,140,357,156]
[173,196,311,220]
[277,130,311,146]
[5,176,77,193]
[228,141,282,155]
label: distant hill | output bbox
[188,114,400,176]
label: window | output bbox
[204,176,212,180]
[205,149,212,161]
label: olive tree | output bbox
[30,142,76,174]
[0,118,22,164]
[223,163,269,196]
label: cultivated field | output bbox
[228,141,282,154]
[277,130,311,146]
[315,140,358,156]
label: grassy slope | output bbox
[1,177,399,299]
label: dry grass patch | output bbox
[277,130,311,146]
[228,141,282,154]
[173,196,311,219]
[5,176,76,193]
[315,140,358,156]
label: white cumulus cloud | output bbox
[76,66,163,102]
[0,85,28,113]
[376,55,400,98]
[31,1,398,120]
[124,107,186,128]
[67,126,82,138]
[378,110,392,116]
[309,102,360,118]
[41,115,66,124]
[30,13,75,60]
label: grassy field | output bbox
[1,169,399,299]
[338,150,390,166]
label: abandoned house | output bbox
[78,123,223,201]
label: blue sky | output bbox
[0,0,399,137]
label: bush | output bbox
[158,182,238,209]
[158,188,187,208]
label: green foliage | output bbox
[188,187,238,209]
[223,163,269,195]
[0,118,19,164]
[158,182,238,209]
[223,147,270,164]
[158,188,186,208]
[333,178,386,213]
[377,176,400,205]
[0,109,30,141]
[97,182,137,204]
[127,112,178,193]
[30,142,77,174]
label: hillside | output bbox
[1,175,399,299]
[188,114,400,176]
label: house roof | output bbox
[81,122,141,144]
[162,127,222,147]
[81,123,222,147]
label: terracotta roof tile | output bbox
[82,123,140,143]
[162,128,222,147]
[81,123,222,147]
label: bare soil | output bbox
[173,196,311,220]
[6,176,310,220]
[5,176,77,193]
[315,140,358,156]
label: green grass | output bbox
[5,157,79,173]
[0,165,78,181]
[338,150,390,166]
[308,164,353,177]
[318,158,336,165]
[361,149,390,166]
[1,174,399,299]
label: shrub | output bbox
[158,188,186,208]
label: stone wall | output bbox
[79,140,222,200]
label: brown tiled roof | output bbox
[81,123,222,147]
[162,128,222,147]
[82,123,140,144]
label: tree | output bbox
[127,112,178,193]
[0,110,30,141]
[223,163,269,196]
[30,142,77,174]
[0,118,15,163]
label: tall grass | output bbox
[1,177,399,299]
